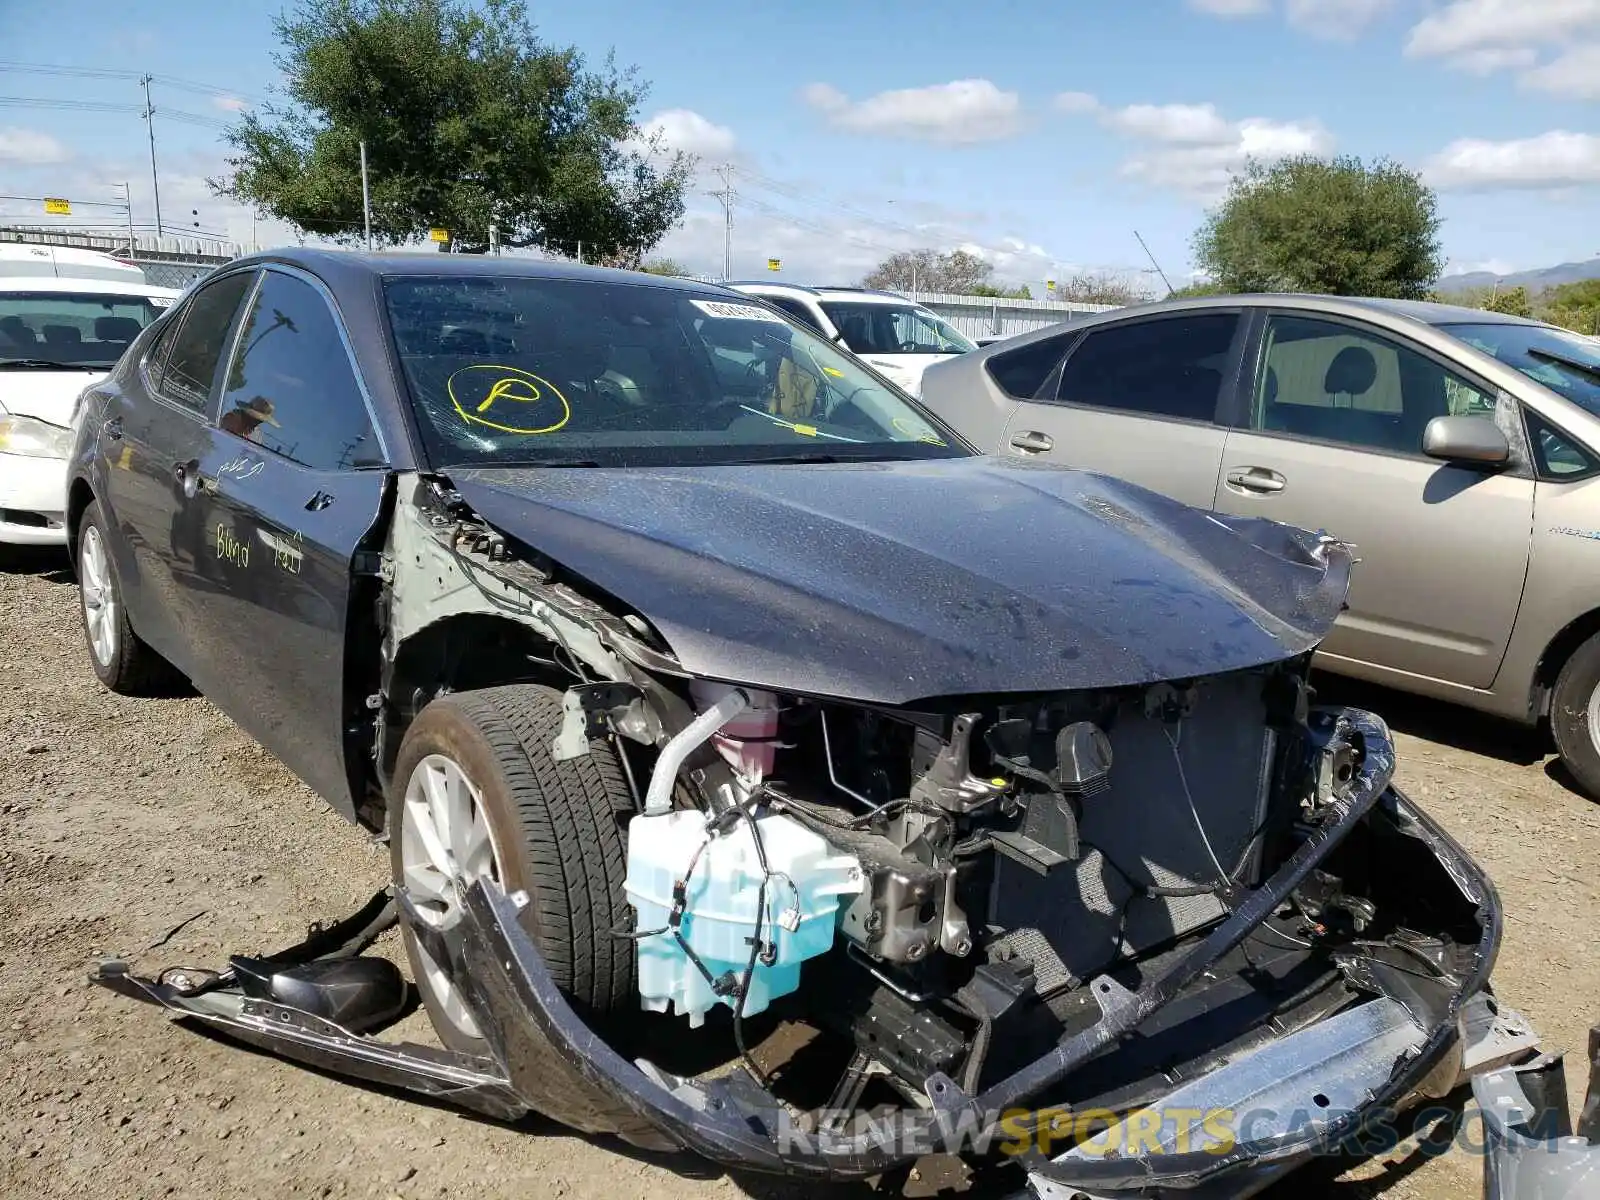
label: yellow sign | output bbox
[446,364,570,435]
[429,227,450,243]
[44,197,71,215]
[767,258,781,271]
[1045,279,1056,292]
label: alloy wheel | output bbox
[399,753,504,1038]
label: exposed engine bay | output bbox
[91,473,1529,1191]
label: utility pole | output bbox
[119,182,135,254]
[707,163,735,281]
[139,75,163,238]
[359,140,373,252]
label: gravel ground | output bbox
[2,546,1596,1200]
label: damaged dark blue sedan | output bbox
[65,250,1540,1197]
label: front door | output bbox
[998,310,1246,510]
[1213,311,1535,689]
[174,266,389,817]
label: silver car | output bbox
[919,294,1600,797]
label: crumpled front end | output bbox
[88,474,1526,1194]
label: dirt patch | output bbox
[2,554,1596,1200]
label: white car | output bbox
[0,248,178,547]
[728,282,976,396]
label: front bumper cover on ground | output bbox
[91,708,1514,1188]
[1474,1027,1600,1200]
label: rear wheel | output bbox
[77,501,179,695]
[390,680,638,1032]
[1549,630,1600,801]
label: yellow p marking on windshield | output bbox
[447,364,571,435]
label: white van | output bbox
[728,282,976,397]
[0,248,179,547]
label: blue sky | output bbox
[1,0,1597,292]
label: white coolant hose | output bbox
[643,687,751,815]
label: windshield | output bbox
[818,301,977,356]
[0,292,164,369]
[382,276,967,469]
[1442,321,1600,416]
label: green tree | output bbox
[1484,286,1533,318]
[212,0,690,257]
[1193,155,1444,299]
[970,282,1033,299]
[638,257,689,276]
[1539,280,1600,336]
[1168,280,1229,299]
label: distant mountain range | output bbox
[1438,258,1600,295]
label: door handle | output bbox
[304,490,335,512]
[102,416,123,441]
[1010,430,1055,454]
[1225,466,1287,494]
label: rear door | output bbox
[96,267,258,671]
[1213,311,1534,688]
[997,310,1247,509]
[175,265,390,816]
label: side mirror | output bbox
[1422,415,1510,466]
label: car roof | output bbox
[0,274,180,299]
[1096,291,1544,327]
[730,281,917,305]
[237,246,738,295]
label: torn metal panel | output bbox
[447,456,1355,704]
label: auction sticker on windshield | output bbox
[691,299,787,323]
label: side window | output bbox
[217,271,383,470]
[986,332,1075,400]
[765,296,823,333]
[1527,412,1599,480]
[1253,315,1496,456]
[156,271,256,411]
[1053,314,1239,422]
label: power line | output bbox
[0,62,264,106]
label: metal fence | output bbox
[1,226,236,291]
[902,290,1118,340]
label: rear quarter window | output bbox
[985,332,1075,400]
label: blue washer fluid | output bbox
[624,809,863,1027]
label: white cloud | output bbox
[211,95,249,113]
[1405,0,1600,89]
[801,78,1022,144]
[1187,0,1392,37]
[1285,0,1394,39]
[1406,0,1600,59]
[1186,0,1270,14]
[0,127,69,165]
[1424,130,1600,190]
[1106,103,1234,143]
[1053,90,1101,114]
[1443,257,1519,277]
[1521,41,1600,98]
[1059,95,1332,196]
[632,108,736,160]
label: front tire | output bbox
[1550,630,1600,801]
[77,500,177,695]
[389,684,637,1053]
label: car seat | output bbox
[95,316,143,345]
